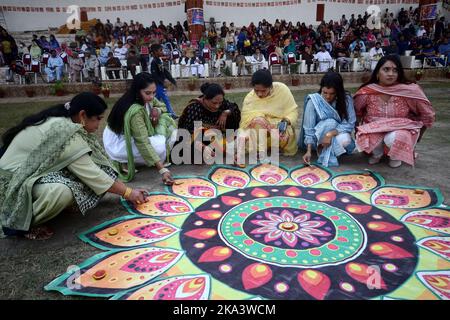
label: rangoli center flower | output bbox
[251,210,331,247]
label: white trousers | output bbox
[334,132,352,148]
[190,63,205,77]
[103,126,167,165]
[371,131,396,158]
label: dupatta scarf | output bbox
[299,93,355,167]
[354,83,434,166]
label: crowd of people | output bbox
[0,7,449,83]
[0,53,436,240]
[0,7,444,240]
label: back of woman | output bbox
[0,117,71,171]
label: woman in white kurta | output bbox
[104,72,177,183]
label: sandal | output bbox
[233,155,246,168]
[121,163,138,174]
[23,226,54,241]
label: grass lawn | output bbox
[0,81,449,140]
[0,80,449,299]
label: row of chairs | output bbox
[399,50,448,69]
[15,50,141,84]
[6,47,447,84]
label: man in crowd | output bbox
[314,45,333,72]
[105,51,123,80]
[334,42,352,71]
[68,52,84,82]
[45,49,64,82]
[82,51,100,82]
[113,41,128,64]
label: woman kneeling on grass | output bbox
[299,71,356,167]
[103,72,177,183]
[0,92,147,240]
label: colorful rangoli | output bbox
[45,164,450,300]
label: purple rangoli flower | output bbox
[250,210,331,247]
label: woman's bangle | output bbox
[123,187,133,199]
[159,168,170,175]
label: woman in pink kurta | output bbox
[354,55,435,167]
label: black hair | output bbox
[251,69,273,87]
[107,72,156,134]
[1,92,107,150]
[200,83,225,100]
[318,72,349,120]
[150,43,163,53]
[360,55,411,89]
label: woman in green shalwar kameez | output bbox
[103,72,177,184]
[0,92,147,240]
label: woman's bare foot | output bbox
[24,226,54,240]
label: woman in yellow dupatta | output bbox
[240,69,299,157]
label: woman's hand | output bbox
[162,171,174,186]
[204,145,216,162]
[163,79,170,88]
[320,130,337,148]
[216,111,230,131]
[127,188,148,205]
[303,151,312,165]
[320,135,332,148]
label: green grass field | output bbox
[0,81,448,141]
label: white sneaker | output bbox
[368,155,382,165]
[388,159,402,168]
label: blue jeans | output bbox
[156,84,175,116]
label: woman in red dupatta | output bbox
[354,55,435,167]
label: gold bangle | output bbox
[123,187,133,199]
